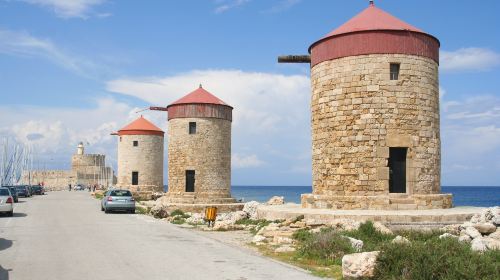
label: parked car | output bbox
[101,189,135,214]
[31,186,45,195]
[4,186,19,203]
[0,187,14,216]
[15,185,30,197]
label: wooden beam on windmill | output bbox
[277,55,311,63]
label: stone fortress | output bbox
[20,142,116,190]
[282,2,452,210]
[113,116,164,198]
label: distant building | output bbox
[20,142,116,190]
[114,116,164,198]
[298,2,452,209]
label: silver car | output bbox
[101,189,135,214]
[0,187,14,216]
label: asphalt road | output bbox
[0,191,319,280]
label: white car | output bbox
[0,187,14,217]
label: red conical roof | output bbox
[324,3,423,38]
[168,85,230,108]
[117,116,164,136]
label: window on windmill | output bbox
[133,141,138,147]
[189,122,196,134]
[390,63,400,80]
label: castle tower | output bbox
[299,3,452,210]
[77,142,84,155]
[115,116,164,197]
[165,85,236,206]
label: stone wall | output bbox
[20,170,72,190]
[304,54,450,210]
[117,134,164,193]
[167,117,234,203]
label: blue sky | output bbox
[0,0,499,186]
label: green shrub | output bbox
[341,221,394,251]
[250,220,272,235]
[170,209,185,216]
[394,229,443,242]
[94,193,104,200]
[171,216,186,224]
[170,209,190,219]
[297,228,354,266]
[292,228,313,242]
[374,237,500,280]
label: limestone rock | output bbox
[488,228,500,240]
[213,220,244,231]
[342,251,380,279]
[242,201,260,220]
[439,233,458,239]
[458,234,472,243]
[392,235,410,245]
[290,221,307,228]
[471,237,488,252]
[493,215,500,226]
[185,213,205,225]
[273,236,294,245]
[305,219,325,227]
[373,222,393,235]
[473,223,497,235]
[215,211,247,225]
[252,234,266,243]
[464,226,481,239]
[345,236,364,252]
[439,224,461,235]
[483,237,500,250]
[274,245,296,253]
[266,196,285,205]
[327,219,361,231]
[150,204,169,218]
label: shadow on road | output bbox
[0,212,27,218]
[0,265,10,280]
[0,238,13,251]
[0,238,13,279]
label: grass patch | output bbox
[297,228,354,266]
[342,221,394,251]
[253,243,343,279]
[135,206,148,215]
[374,237,500,280]
[170,209,190,219]
[94,193,104,200]
[292,228,313,242]
[171,217,186,224]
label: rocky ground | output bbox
[137,195,500,279]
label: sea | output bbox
[229,186,500,207]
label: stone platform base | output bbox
[257,203,483,230]
[162,203,244,214]
[301,193,453,210]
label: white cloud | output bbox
[214,0,250,14]
[232,153,264,168]
[440,48,500,72]
[106,69,310,133]
[107,69,311,178]
[19,0,107,18]
[262,0,300,13]
[0,97,154,170]
[441,95,500,185]
[0,27,107,78]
